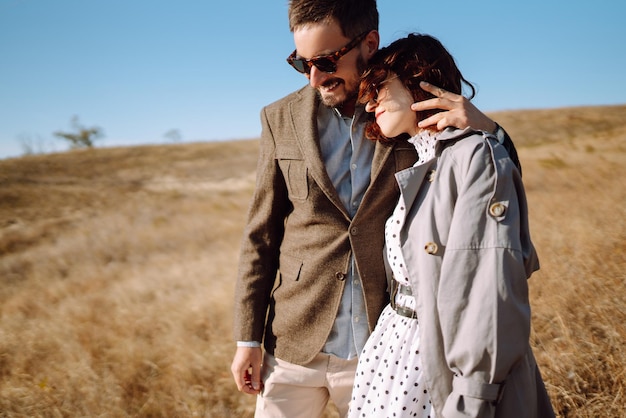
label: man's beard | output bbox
[318,55,366,109]
[319,86,358,110]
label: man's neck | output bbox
[337,99,357,118]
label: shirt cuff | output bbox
[237,341,261,348]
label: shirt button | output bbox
[424,242,438,254]
[335,272,346,281]
[489,202,506,217]
[354,316,360,323]
[351,163,357,170]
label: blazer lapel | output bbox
[288,87,348,216]
[371,140,394,182]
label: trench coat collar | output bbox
[394,127,480,221]
[394,159,436,226]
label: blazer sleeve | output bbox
[437,138,535,418]
[232,106,290,343]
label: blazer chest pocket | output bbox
[275,141,308,200]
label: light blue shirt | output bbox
[317,102,373,360]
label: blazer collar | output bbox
[288,87,348,215]
[286,86,395,218]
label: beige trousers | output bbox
[254,352,358,418]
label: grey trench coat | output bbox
[391,128,555,417]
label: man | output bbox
[231,1,517,417]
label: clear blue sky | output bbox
[1,0,625,159]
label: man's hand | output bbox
[412,81,497,132]
[231,346,264,395]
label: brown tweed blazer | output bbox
[233,85,417,365]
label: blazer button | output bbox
[350,227,358,235]
[424,242,438,255]
[335,272,346,281]
[489,202,506,217]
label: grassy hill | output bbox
[1,105,625,417]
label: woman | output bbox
[348,34,554,418]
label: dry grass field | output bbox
[1,105,625,417]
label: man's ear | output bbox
[363,30,380,58]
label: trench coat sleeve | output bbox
[437,138,534,418]
[232,106,289,343]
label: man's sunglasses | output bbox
[286,31,368,75]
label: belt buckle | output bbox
[390,279,399,310]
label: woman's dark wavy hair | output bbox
[359,33,476,143]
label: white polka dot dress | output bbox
[348,132,437,418]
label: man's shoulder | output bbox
[264,84,316,112]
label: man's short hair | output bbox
[288,0,378,38]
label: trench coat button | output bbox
[335,272,346,281]
[489,202,506,217]
[424,242,438,254]
[427,169,436,183]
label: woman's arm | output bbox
[437,137,534,417]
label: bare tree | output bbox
[54,116,104,149]
[164,129,182,143]
[18,133,47,155]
